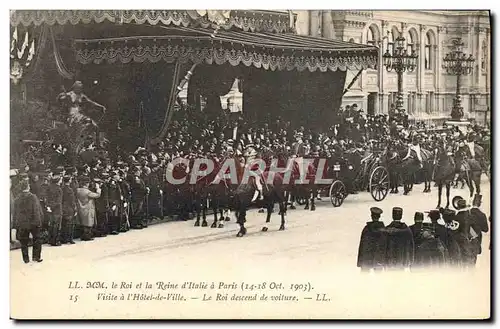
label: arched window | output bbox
[424,31,435,70]
[367,27,375,45]
[387,27,400,54]
[481,40,488,71]
[406,31,414,54]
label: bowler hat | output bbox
[472,194,482,207]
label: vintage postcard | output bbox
[9,9,491,319]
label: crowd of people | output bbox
[357,194,490,272]
[10,101,491,264]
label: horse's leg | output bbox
[310,187,316,211]
[279,199,286,231]
[211,195,219,228]
[236,209,247,237]
[304,188,310,210]
[437,183,442,209]
[194,193,201,227]
[445,182,451,209]
[201,194,208,227]
[262,201,273,232]
[290,190,297,209]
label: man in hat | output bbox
[13,180,44,263]
[292,132,306,182]
[410,212,424,249]
[384,207,414,270]
[453,196,484,267]
[402,135,423,169]
[468,194,489,263]
[428,209,448,249]
[46,172,63,246]
[442,208,464,267]
[107,173,123,235]
[130,170,147,229]
[94,173,110,237]
[61,175,77,244]
[118,170,131,232]
[76,176,101,241]
[357,207,387,272]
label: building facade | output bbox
[294,10,491,124]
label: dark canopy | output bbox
[11,10,378,145]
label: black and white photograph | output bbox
[9,9,491,319]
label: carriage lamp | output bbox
[383,36,418,118]
[442,38,475,121]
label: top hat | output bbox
[472,194,482,206]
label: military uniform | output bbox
[61,177,77,244]
[107,178,123,235]
[357,207,386,272]
[94,175,109,237]
[14,189,44,263]
[46,176,63,246]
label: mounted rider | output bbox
[242,144,264,202]
[292,131,307,182]
[402,134,423,169]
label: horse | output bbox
[201,155,238,229]
[385,143,433,195]
[432,144,456,209]
[454,146,483,202]
[289,156,321,211]
[232,146,287,237]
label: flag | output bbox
[26,39,35,66]
[17,32,28,59]
[11,27,18,54]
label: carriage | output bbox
[328,146,390,207]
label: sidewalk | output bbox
[9,214,192,251]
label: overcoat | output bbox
[357,221,387,269]
[384,221,414,268]
[76,187,101,227]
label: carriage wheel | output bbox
[329,180,347,207]
[370,166,390,202]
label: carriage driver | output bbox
[402,135,423,168]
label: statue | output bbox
[57,81,106,128]
[55,81,107,160]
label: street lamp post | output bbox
[442,38,475,121]
[383,36,418,121]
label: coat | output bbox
[13,191,44,229]
[62,185,77,217]
[413,225,448,267]
[384,221,414,268]
[46,182,63,217]
[76,187,101,227]
[357,221,387,269]
[469,207,489,255]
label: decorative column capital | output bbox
[420,24,427,32]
